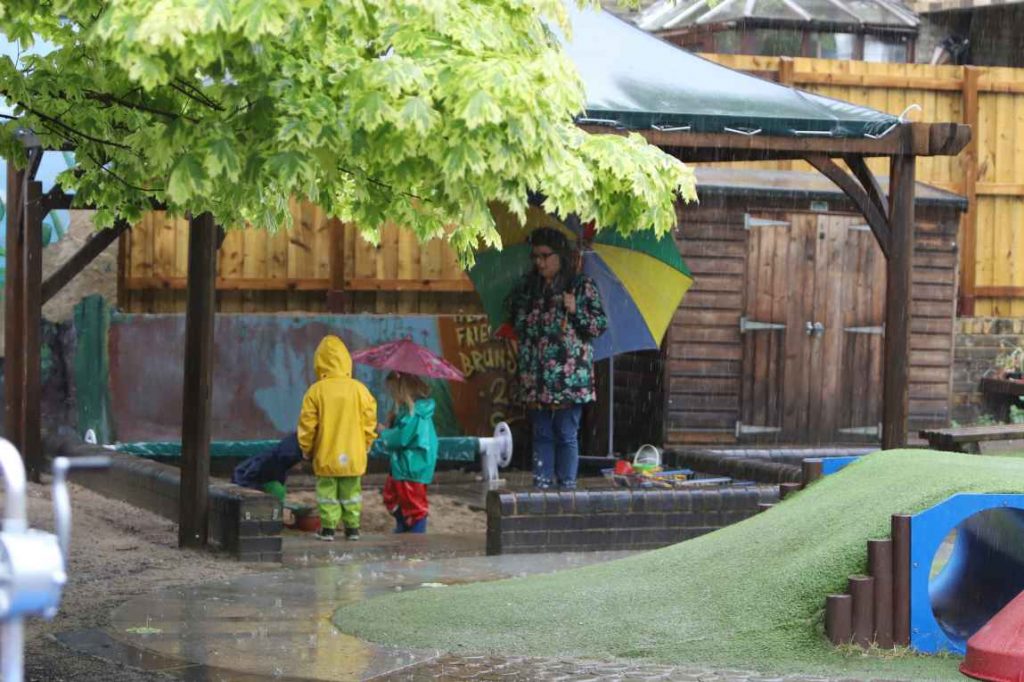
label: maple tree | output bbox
[0,1,696,259]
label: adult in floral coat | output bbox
[505,227,607,490]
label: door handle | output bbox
[805,321,825,337]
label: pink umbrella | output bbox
[351,338,465,382]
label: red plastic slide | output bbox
[962,590,1024,681]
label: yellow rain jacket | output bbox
[297,336,378,478]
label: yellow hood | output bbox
[315,335,352,380]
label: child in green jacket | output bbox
[379,372,438,533]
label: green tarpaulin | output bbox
[563,5,900,139]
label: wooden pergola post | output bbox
[4,151,44,480]
[882,155,916,450]
[178,212,218,548]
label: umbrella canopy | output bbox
[351,338,465,382]
[469,204,693,360]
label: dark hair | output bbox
[528,227,577,294]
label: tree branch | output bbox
[170,79,224,112]
[85,151,164,194]
[84,90,200,123]
[8,98,132,150]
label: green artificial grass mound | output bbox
[335,450,1024,680]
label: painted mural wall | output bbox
[100,309,522,444]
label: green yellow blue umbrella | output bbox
[469,204,693,360]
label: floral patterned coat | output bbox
[505,273,608,406]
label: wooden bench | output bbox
[979,377,1024,423]
[919,424,1024,455]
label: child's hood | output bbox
[413,397,435,418]
[314,335,352,380]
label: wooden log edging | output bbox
[824,514,912,650]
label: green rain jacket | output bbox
[380,398,439,484]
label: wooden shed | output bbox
[659,167,965,447]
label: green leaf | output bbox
[461,90,503,129]
[399,97,434,136]
[203,138,241,181]
[166,155,206,205]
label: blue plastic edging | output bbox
[820,455,862,476]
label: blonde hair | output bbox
[386,372,431,412]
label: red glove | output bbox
[495,323,518,342]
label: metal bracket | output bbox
[805,321,825,337]
[724,126,762,136]
[740,316,786,333]
[848,224,873,232]
[838,423,882,436]
[743,214,790,230]
[844,325,885,335]
[651,123,692,132]
[735,421,782,437]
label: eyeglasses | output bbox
[531,251,556,262]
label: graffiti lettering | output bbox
[454,320,493,349]
[451,316,522,430]
[458,347,517,379]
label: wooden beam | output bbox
[116,230,129,310]
[327,218,347,312]
[42,219,130,304]
[40,186,74,212]
[344,277,475,293]
[919,122,972,158]
[127,276,329,291]
[882,155,916,450]
[4,160,25,460]
[959,66,981,316]
[20,179,44,481]
[179,212,217,549]
[843,154,889,219]
[974,286,1024,298]
[805,154,891,258]
[790,70,962,92]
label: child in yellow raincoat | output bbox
[298,335,378,541]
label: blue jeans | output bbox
[530,406,583,490]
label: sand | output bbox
[287,485,487,534]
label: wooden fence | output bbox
[703,54,1024,318]
[120,202,479,314]
[121,55,1024,317]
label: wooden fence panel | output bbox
[121,56,1024,316]
[122,201,480,314]
[699,54,1024,317]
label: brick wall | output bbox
[486,486,779,555]
[953,318,1024,424]
[47,436,283,562]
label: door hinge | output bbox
[843,325,884,335]
[735,421,782,437]
[838,423,881,437]
[740,316,786,333]
[744,214,790,230]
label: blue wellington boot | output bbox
[406,516,428,534]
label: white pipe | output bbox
[0,439,27,533]
[2,618,23,682]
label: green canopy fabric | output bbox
[562,4,900,139]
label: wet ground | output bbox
[57,531,891,682]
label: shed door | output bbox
[739,212,886,443]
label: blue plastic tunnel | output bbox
[911,494,1024,654]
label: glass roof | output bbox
[635,0,918,30]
